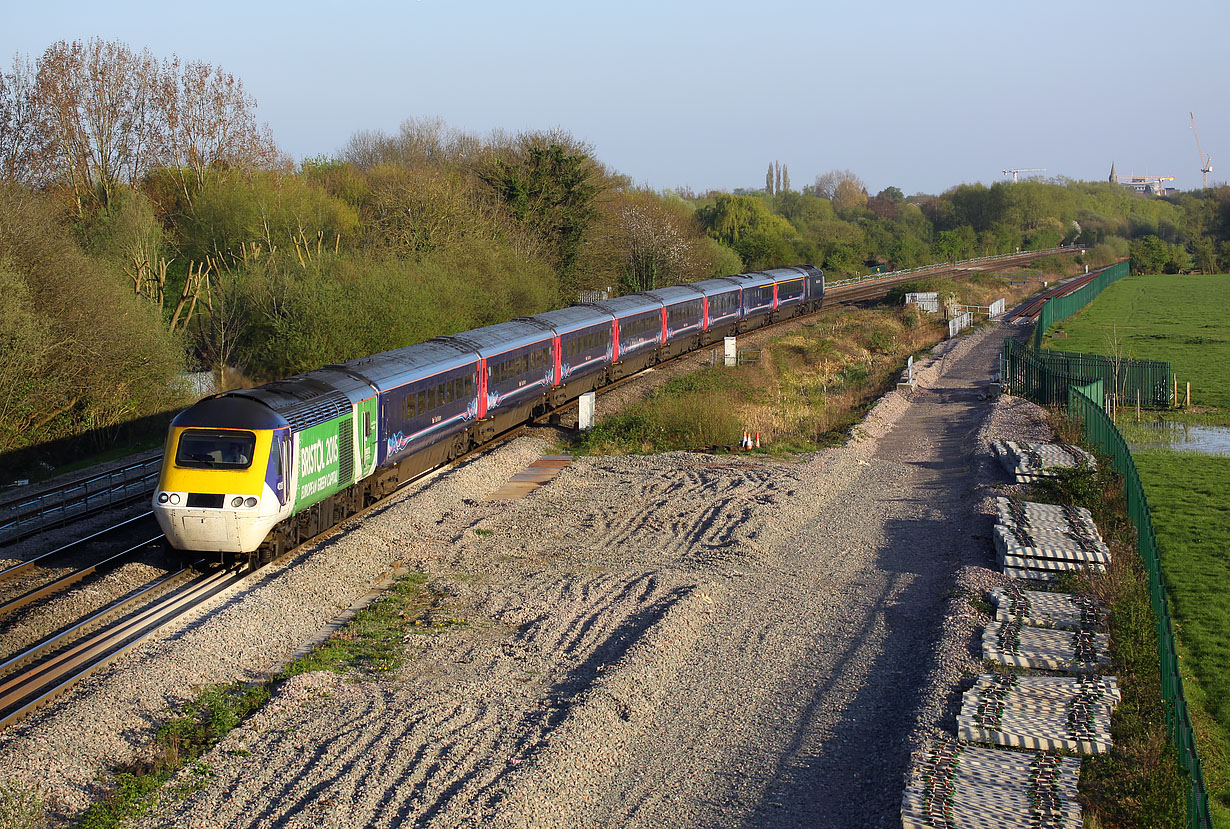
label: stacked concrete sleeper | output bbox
[901,443,1117,829]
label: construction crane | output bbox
[1190,112,1213,189]
[1003,168,1045,182]
[1116,174,1176,196]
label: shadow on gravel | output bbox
[403,580,695,825]
[735,514,960,829]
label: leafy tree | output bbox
[0,185,184,450]
[934,225,976,261]
[33,38,161,211]
[478,132,605,287]
[695,193,797,269]
[1129,235,1189,274]
[812,169,865,201]
[832,179,868,214]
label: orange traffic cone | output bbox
[754,432,761,449]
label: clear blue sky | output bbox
[4,0,1226,196]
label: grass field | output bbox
[1133,451,1230,822]
[1044,273,1230,821]
[1044,274,1230,417]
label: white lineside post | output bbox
[578,392,596,430]
[724,336,737,367]
[908,355,915,385]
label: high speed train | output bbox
[153,265,823,564]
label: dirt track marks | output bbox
[558,460,796,565]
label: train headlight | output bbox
[169,493,181,505]
[158,492,170,504]
[244,497,258,508]
[230,496,244,508]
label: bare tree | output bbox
[34,38,160,211]
[153,56,280,204]
[0,56,44,184]
[812,168,865,201]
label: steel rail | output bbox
[0,566,242,731]
[0,564,199,678]
[0,512,155,584]
[0,533,166,619]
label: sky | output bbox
[3,0,1227,197]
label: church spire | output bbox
[1109,162,1117,183]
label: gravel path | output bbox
[0,321,1057,828]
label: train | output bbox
[152,265,824,564]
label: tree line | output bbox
[3,36,1229,462]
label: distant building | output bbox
[1111,166,1177,196]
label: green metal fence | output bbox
[1068,387,1212,828]
[1001,339,1172,407]
[1032,261,1131,350]
[1006,263,1209,827]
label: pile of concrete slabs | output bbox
[902,738,1081,829]
[957,673,1120,755]
[993,497,1111,581]
[990,584,1107,631]
[983,618,1109,671]
[991,440,1095,483]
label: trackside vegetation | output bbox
[1030,432,1186,828]
[572,274,1027,455]
[75,572,460,829]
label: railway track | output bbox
[0,513,164,619]
[0,563,242,731]
[1003,267,1107,324]
[0,452,162,545]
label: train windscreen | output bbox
[175,429,257,469]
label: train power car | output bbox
[153,265,822,563]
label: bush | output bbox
[0,186,187,454]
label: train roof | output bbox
[638,286,704,305]
[172,394,290,431]
[224,376,353,433]
[443,319,554,359]
[585,294,663,318]
[686,277,744,296]
[337,340,478,392]
[722,271,775,288]
[758,266,806,280]
[519,305,613,335]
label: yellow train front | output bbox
[153,396,293,554]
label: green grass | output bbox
[571,367,756,454]
[1024,453,1185,828]
[1133,450,1230,822]
[78,571,449,829]
[1044,274,1230,418]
